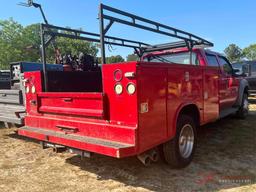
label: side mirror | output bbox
[244,73,249,77]
[233,68,245,77]
[233,68,241,75]
[233,69,240,73]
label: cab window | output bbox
[144,52,199,65]
[206,54,219,67]
[218,56,233,74]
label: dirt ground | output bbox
[0,103,256,192]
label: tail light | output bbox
[26,86,30,93]
[31,85,36,94]
[114,69,136,95]
[114,84,123,95]
[127,83,136,95]
[114,69,123,81]
[23,78,37,94]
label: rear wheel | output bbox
[163,115,197,168]
[236,92,249,119]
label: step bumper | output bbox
[18,126,136,158]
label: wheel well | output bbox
[178,104,200,127]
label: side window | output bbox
[251,64,256,76]
[219,56,233,74]
[206,54,219,67]
[144,52,199,65]
[251,64,256,71]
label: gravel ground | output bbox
[0,103,256,192]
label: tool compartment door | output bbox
[37,92,105,118]
[138,65,167,151]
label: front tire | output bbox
[236,92,249,119]
[163,115,197,168]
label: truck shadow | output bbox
[65,112,256,191]
[6,130,40,145]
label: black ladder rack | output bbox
[32,2,214,91]
[99,3,213,63]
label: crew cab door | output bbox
[204,53,220,122]
[218,56,239,110]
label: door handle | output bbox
[56,125,78,134]
[63,98,73,102]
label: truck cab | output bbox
[143,48,248,121]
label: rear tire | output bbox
[236,92,249,119]
[163,115,197,168]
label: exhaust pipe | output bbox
[68,148,92,159]
[137,153,151,167]
[53,146,66,153]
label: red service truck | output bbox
[18,4,249,168]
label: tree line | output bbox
[224,44,256,63]
[0,19,137,69]
[1,18,255,69]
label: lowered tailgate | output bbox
[0,90,23,105]
[37,92,105,118]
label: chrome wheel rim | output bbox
[179,124,194,159]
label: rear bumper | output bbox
[0,104,25,125]
[18,126,136,158]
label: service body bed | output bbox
[19,61,205,157]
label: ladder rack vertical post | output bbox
[40,24,48,91]
[99,4,106,64]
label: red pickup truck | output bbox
[18,4,249,168]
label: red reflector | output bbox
[114,69,123,81]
